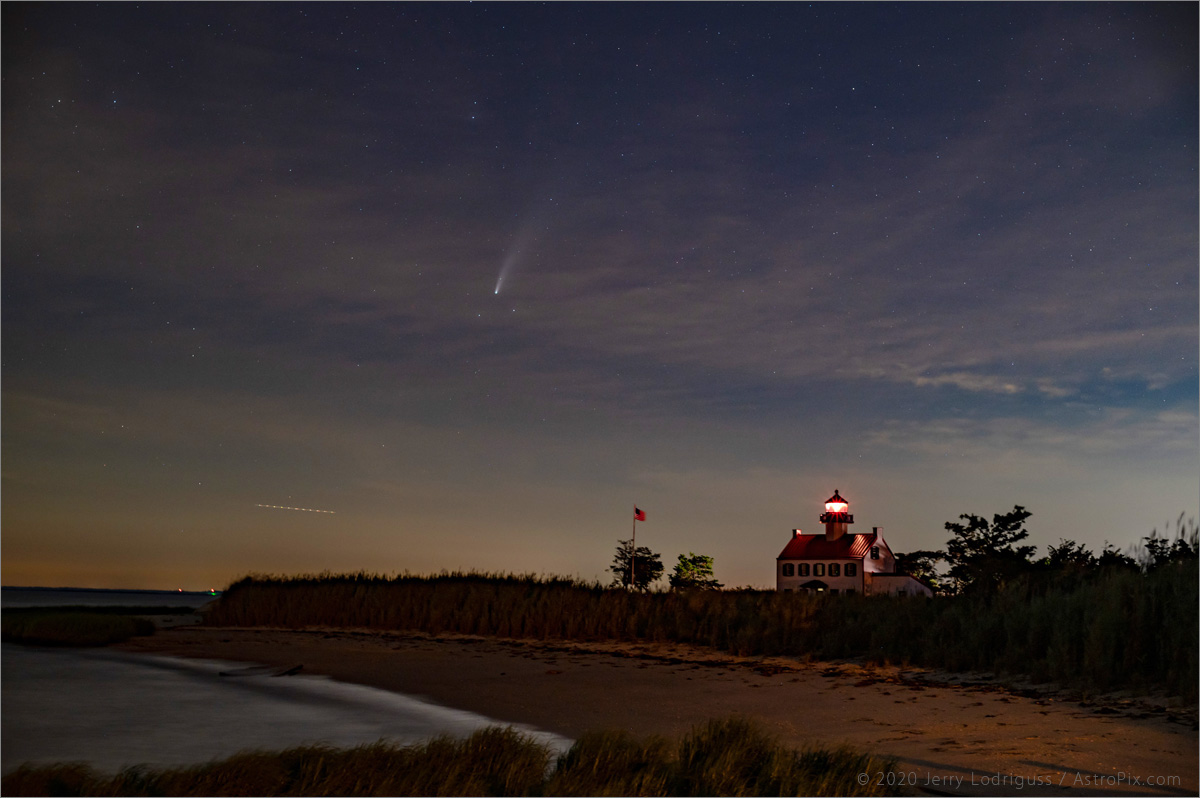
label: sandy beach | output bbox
[119,627,1197,797]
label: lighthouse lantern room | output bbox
[819,489,853,541]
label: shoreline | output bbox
[118,627,1198,797]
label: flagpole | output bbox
[630,507,636,590]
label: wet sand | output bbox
[119,627,1197,796]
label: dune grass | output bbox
[207,563,1197,700]
[1,718,899,797]
[0,728,546,797]
[1,608,157,647]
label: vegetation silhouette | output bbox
[1,608,157,646]
[609,539,664,591]
[668,553,723,590]
[199,508,1200,701]
[899,506,1196,595]
[2,718,898,797]
[209,549,1196,700]
[942,506,1036,595]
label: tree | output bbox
[893,549,946,594]
[943,505,1036,594]
[609,538,664,590]
[668,552,723,590]
[1140,524,1198,571]
[1033,539,1098,591]
[1044,539,1096,570]
[1096,543,1139,573]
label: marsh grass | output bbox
[671,718,891,797]
[1,719,898,797]
[546,730,674,796]
[208,563,1197,699]
[547,717,897,796]
[2,728,548,797]
[1,608,157,646]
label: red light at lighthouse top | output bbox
[819,489,853,524]
[824,490,848,514]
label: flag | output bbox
[634,507,646,521]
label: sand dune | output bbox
[120,628,1197,796]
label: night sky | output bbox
[3,3,1197,590]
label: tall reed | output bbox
[206,564,1197,699]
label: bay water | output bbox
[1,588,570,775]
[1,586,219,610]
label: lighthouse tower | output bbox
[819,489,854,541]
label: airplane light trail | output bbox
[255,504,336,514]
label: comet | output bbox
[495,201,554,296]
[494,239,525,296]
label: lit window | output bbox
[782,563,794,577]
[829,563,841,577]
[845,564,857,577]
[814,563,825,577]
[799,563,810,577]
[871,546,880,559]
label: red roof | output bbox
[825,489,847,505]
[778,532,877,560]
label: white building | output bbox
[776,489,932,597]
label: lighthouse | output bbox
[776,488,932,597]
[819,489,853,541]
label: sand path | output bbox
[119,628,1197,796]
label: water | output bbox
[2,586,218,610]
[2,589,571,775]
